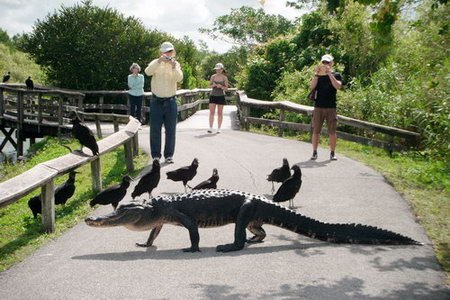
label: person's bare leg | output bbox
[329,133,336,152]
[311,132,320,160]
[312,132,320,151]
[217,105,224,130]
[209,104,216,132]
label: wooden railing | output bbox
[0,84,237,155]
[0,116,140,233]
[80,88,238,122]
[237,91,421,152]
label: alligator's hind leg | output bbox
[217,199,255,252]
[136,225,163,247]
[247,221,266,243]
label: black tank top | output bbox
[315,72,342,108]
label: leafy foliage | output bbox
[199,6,294,48]
[0,43,48,85]
[198,46,249,86]
[18,1,202,91]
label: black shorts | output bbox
[209,95,226,105]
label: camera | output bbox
[163,55,173,61]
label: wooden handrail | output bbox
[237,91,420,151]
[0,116,140,232]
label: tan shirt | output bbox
[145,59,183,97]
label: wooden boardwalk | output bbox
[0,107,448,299]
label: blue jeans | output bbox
[150,96,178,159]
[129,94,143,122]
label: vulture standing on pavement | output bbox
[166,158,199,192]
[272,165,302,208]
[131,159,161,199]
[192,168,219,190]
[267,158,291,193]
[90,175,132,210]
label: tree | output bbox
[0,28,11,46]
[199,6,294,48]
[199,46,249,86]
[19,1,167,90]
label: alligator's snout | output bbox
[85,217,102,226]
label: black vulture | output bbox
[28,195,41,219]
[192,168,219,190]
[166,158,199,192]
[90,175,132,210]
[267,158,291,193]
[131,159,161,199]
[272,165,302,208]
[27,171,78,218]
[2,72,10,83]
[70,111,99,156]
[55,171,77,205]
[25,76,34,89]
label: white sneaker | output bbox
[207,128,213,133]
[216,129,221,133]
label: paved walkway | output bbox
[0,106,448,299]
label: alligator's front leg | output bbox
[217,199,255,252]
[167,208,200,252]
[136,225,163,247]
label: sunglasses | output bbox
[322,61,331,64]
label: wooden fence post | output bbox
[0,88,4,116]
[16,90,24,156]
[126,94,130,116]
[278,109,285,137]
[77,95,83,110]
[41,179,55,233]
[99,96,104,114]
[243,106,250,131]
[37,93,42,133]
[90,158,102,194]
[133,133,139,157]
[95,115,102,139]
[113,117,120,133]
[57,96,63,138]
[124,140,134,173]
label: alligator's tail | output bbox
[261,202,422,245]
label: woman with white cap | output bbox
[309,54,342,161]
[145,41,183,164]
[208,63,228,133]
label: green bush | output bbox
[0,43,48,85]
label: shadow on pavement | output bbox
[71,242,329,262]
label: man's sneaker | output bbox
[310,151,318,160]
[207,128,213,133]
[153,157,160,162]
[165,157,174,164]
[216,129,221,133]
[330,152,338,161]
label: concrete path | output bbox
[0,106,448,299]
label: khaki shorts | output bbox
[312,108,337,134]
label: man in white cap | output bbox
[309,54,342,161]
[145,41,183,164]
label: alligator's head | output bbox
[85,202,158,231]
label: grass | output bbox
[0,137,148,271]
[251,125,450,286]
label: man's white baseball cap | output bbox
[160,42,174,53]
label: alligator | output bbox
[85,189,422,252]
